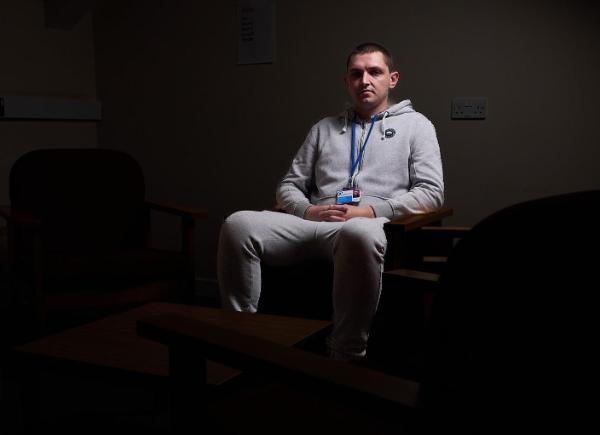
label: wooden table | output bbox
[12,302,331,386]
[9,302,331,432]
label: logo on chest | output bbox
[384,128,396,139]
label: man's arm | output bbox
[371,118,444,220]
[275,126,318,218]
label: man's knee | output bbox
[336,218,387,257]
[221,210,261,239]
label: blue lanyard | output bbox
[349,117,375,186]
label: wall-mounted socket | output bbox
[451,98,486,120]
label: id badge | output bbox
[336,188,362,204]
[336,188,353,204]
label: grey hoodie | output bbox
[276,100,444,220]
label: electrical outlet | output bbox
[451,98,486,120]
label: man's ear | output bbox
[342,73,349,88]
[389,71,400,89]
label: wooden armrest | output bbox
[385,208,453,232]
[384,268,440,285]
[146,201,208,219]
[0,206,42,228]
[269,207,454,229]
[137,314,420,408]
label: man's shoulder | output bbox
[311,113,344,129]
[390,110,431,124]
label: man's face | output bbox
[344,51,399,116]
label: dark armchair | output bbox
[0,148,207,335]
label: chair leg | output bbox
[181,216,196,304]
[32,233,47,335]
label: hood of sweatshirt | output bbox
[339,99,415,139]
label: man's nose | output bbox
[360,72,370,84]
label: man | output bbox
[218,42,444,362]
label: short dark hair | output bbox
[346,42,394,71]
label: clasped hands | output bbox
[304,204,374,222]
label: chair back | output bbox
[10,148,149,254]
[423,190,600,431]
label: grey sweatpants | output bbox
[217,210,388,360]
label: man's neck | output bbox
[354,101,390,121]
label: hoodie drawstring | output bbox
[380,111,389,140]
[341,107,351,134]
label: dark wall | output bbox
[93,0,600,282]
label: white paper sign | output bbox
[238,0,275,64]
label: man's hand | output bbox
[304,205,347,222]
[341,205,375,220]
[304,205,375,222]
